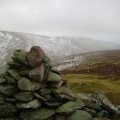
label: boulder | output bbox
[68,110,92,120]
[12,49,28,65]
[56,101,78,115]
[47,71,61,82]
[7,69,21,81]
[0,84,16,96]
[29,64,44,82]
[26,46,45,67]
[14,92,33,102]
[32,108,55,120]
[16,99,41,109]
[0,74,6,83]
[92,93,118,113]
[18,78,35,91]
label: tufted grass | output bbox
[64,74,120,105]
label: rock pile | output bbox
[0,46,119,120]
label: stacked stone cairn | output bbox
[0,46,119,120]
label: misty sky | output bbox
[0,0,120,42]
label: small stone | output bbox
[14,92,33,102]
[7,60,24,69]
[18,78,35,91]
[78,93,101,111]
[48,71,61,82]
[52,87,77,102]
[68,110,92,120]
[16,99,41,109]
[32,108,55,120]
[55,115,66,120]
[0,103,17,117]
[31,81,41,90]
[20,110,34,120]
[92,93,119,113]
[12,49,28,65]
[56,101,78,115]
[26,46,45,67]
[76,97,85,109]
[45,101,62,107]
[33,92,47,101]
[40,88,51,96]
[19,68,30,76]
[0,84,16,96]
[0,74,6,83]
[4,98,17,103]
[4,75,17,84]
[92,118,110,120]
[51,68,61,75]
[97,110,109,118]
[7,69,21,81]
[29,64,44,82]
[43,56,53,67]
[46,117,54,120]
[83,107,96,116]
[47,81,63,88]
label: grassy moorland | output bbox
[62,50,120,77]
[59,50,120,105]
[64,74,120,105]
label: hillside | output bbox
[0,31,120,73]
[55,50,120,77]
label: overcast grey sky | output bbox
[0,0,120,42]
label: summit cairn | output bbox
[0,46,119,120]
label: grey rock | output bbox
[16,99,41,109]
[45,101,62,107]
[0,84,16,96]
[92,118,110,120]
[0,74,6,83]
[48,71,61,82]
[18,78,35,91]
[4,98,17,103]
[43,56,53,67]
[52,87,77,102]
[56,101,78,115]
[32,108,55,120]
[7,60,24,69]
[4,75,17,84]
[33,92,47,101]
[20,110,34,120]
[78,93,101,111]
[55,115,66,120]
[31,81,41,90]
[83,107,96,116]
[12,49,28,65]
[19,68,30,76]
[68,110,92,120]
[76,97,85,109]
[40,88,51,96]
[14,92,33,102]
[97,110,109,118]
[26,46,45,68]
[29,64,44,82]
[7,69,21,81]
[92,93,118,113]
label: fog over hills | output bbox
[0,31,120,72]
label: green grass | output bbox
[64,74,120,105]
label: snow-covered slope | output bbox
[0,31,120,72]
